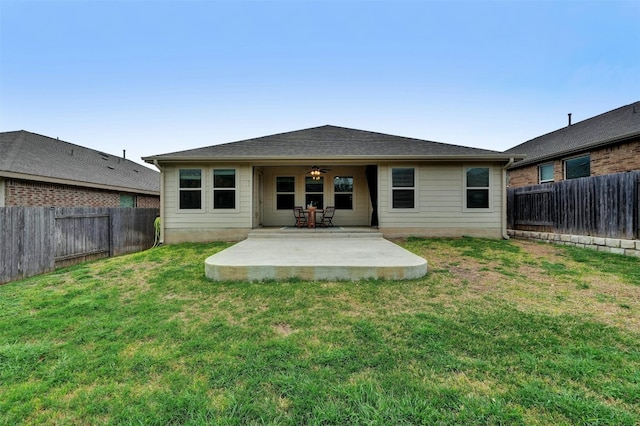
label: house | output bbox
[143,125,523,243]
[505,101,640,187]
[0,130,160,208]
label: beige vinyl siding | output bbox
[162,164,252,241]
[378,162,504,237]
[158,161,506,241]
[262,166,370,227]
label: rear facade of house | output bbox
[144,126,521,243]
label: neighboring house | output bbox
[0,131,160,208]
[505,101,640,187]
[143,125,523,243]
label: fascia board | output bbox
[0,171,160,196]
[146,154,524,164]
[508,132,640,169]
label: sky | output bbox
[1,0,638,169]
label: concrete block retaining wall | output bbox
[507,230,640,258]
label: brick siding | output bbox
[507,166,539,188]
[591,139,640,175]
[136,194,161,208]
[508,138,640,188]
[5,179,159,208]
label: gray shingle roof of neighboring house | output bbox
[505,101,640,169]
[143,125,520,163]
[0,130,160,194]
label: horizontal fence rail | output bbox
[508,171,640,240]
[0,207,159,284]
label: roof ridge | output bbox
[19,130,118,159]
[144,125,516,162]
[13,130,157,171]
[506,100,640,153]
[0,130,159,193]
[321,125,504,153]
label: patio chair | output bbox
[293,206,308,227]
[318,206,335,227]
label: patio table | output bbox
[304,207,323,228]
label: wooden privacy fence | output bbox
[0,207,159,284]
[507,171,640,240]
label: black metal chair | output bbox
[293,206,308,227]
[318,206,335,227]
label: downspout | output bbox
[153,160,165,244]
[501,158,515,240]
[0,177,5,207]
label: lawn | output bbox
[1,238,639,425]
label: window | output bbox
[565,155,590,179]
[179,169,202,210]
[276,176,295,210]
[305,176,323,208]
[213,169,236,209]
[334,176,353,209]
[391,168,415,209]
[539,163,554,183]
[120,194,136,207]
[466,167,490,209]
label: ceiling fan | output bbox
[307,165,331,180]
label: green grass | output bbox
[564,245,640,285]
[1,238,639,425]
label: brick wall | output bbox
[508,161,564,187]
[507,166,539,188]
[5,179,159,208]
[591,139,640,175]
[136,194,160,208]
[508,138,640,187]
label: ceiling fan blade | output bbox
[308,166,331,173]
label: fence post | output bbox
[636,174,640,240]
[109,209,114,258]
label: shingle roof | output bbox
[506,101,640,169]
[0,131,160,194]
[143,125,517,163]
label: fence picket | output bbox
[508,171,639,239]
[0,207,159,284]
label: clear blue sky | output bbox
[1,0,638,168]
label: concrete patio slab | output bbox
[204,230,427,282]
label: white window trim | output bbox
[463,166,492,212]
[389,166,419,211]
[304,175,325,209]
[333,175,355,210]
[538,163,554,184]
[212,167,240,212]
[177,168,204,213]
[275,175,296,211]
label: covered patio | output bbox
[253,164,378,229]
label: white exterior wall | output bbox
[262,166,370,227]
[378,162,505,238]
[162,164,253,243]
[159,161,507,243]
